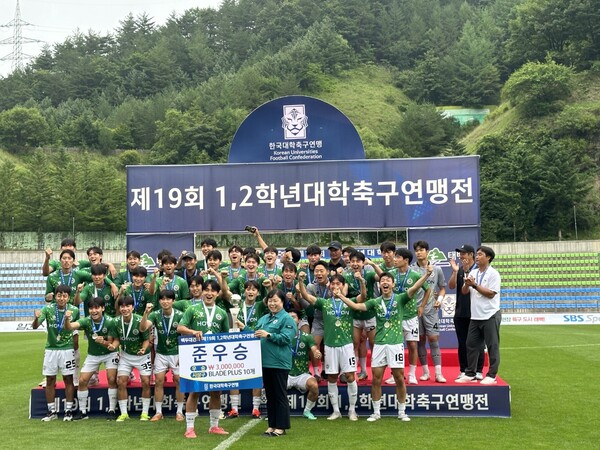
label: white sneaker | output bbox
[455,374,477,383]
[384,376,396,385]
[455,372,465,381]
[475,372,484,380]
[408,375,418,385]
[327,411,342,420]
[348,411,359,421]
[398,412,411,422]
[480,376,497,385]
[435,374,447,383]
[366,413,381,422]
[419,373,430,381]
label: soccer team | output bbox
[33,231,502,434]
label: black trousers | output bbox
[465,310,502,378]
[454,316,484,373]
[263,367,290,430]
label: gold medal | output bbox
[335,320,342,327]
[56,335,61,341]
[166,339,171,346]
[384,321,391,328]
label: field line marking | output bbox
[213,418,262,450]
[502,343,600,350]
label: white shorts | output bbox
[117,352,152,377]
[43,349,76,376]
[154,353,179,375]
[403,317,419,342]
[419,310,440,336]
[353,318,376,331]
[371,343,405,369]
[287,373,312,393]
[81,352,119,373]
[324,343,356,375]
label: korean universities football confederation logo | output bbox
[281,104,308,139]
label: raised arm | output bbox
[63,309,81,331]
[140,303,154,332]
[297,272,317,304]
[333,287,367,311]
[406,264,433,299]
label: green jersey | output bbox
[80,283,116,317]
[115,314,150,355]
[344,270,377,320]
[289,331,315,377]
[155,274,190,300]
[122,285,156,315]
[38,304,80,349]
[45,269,92,299]
[148,309,184,356]
[364,293,411,345]
[314,297,355,347]
[173,298,203,313]
[179,303,229,334]
[76,316,118,356]
[235,300,268,331]
[112,269,149,288]
[259,265,282,278]
[390,268,428,320]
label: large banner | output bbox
[128,156,479,233]
[179,332,262,392]
[228,96,366,163]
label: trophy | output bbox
[230,294,242,332]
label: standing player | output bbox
[336,269,432,422]
[177,279,230,437]
[114,296,153,421]
[32,285,80,421]
[150,254,190,301]
[287,310,321,420]
[412,240,447,383]
[64,297,120,420]
[140,290,185,421]
[118,266,156,316]
[112,250,144,289]
[298,271,365,421]
[449,244,484,380]
[75,264,117,318]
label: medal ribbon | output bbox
[55,305,66,337]
[381,295,395,320]
[242,302,256,325]
[60,269,73,287]
[203,302,217,331]
[161,312,174,340]
[121,315,134,341]
[91,316,105,335]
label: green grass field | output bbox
[1,325,599,449]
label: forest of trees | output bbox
[0,0,598,240]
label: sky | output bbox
[0,0,223,77]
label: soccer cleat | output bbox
[398,412,411,422]
[175,412,185,422]
[149,413,163,422]
[41,411,57,422]
[106,410,118,420]
[384,376,396,385]
[348,411,359,421]
[419,373,430,381]
[357,372,368,381]
[184,428,197,439]
[252,408,261,419]
[88,373,99,387]
[303,410,317,420]
[455,374,477,383]
[327,411,342,421]
[435,374,447,383]
[140,412,151,421]
[475,372,484,381]
[208,426,229,435]
[227,409,239,418]
[366,413,381,422]
[408,375,418,385]
[72,410,88,420]
[63,410,73,422]
[480,376,497,385]
[116,413,130,422]
[455,372,466,381]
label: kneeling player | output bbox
[287,310,321,420]
[64,297,119,419]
